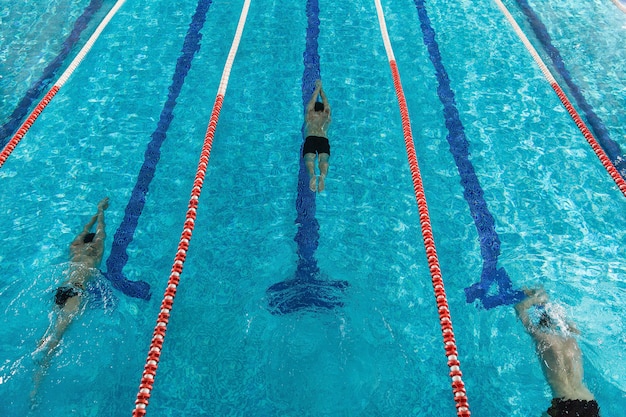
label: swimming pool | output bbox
[1,0,625,415]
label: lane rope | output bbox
[0,0,105,146]
[492,0,626,197]
[513,0,626,178]
[374,0,471,415]
[131,0,251,414]
[612,0,626,13]
[0,0,127,170]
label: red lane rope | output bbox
[132,94,224,416]
[551,82,626,196]
[392,59,471,417]
[492,0,626,198]
[374,0,470,414]
[0,0,127,169]
[0,87,59,167]
[132,0,251,414]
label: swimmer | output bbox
[303,79,331,192]
[515,288,600,417]
[31,197,109,402]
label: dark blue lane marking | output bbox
[0,0,105,147]
[514,0,626,178]
[103,0,213,300]
[413,0,524,309]
[266,0,348,314]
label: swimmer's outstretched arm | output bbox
[70,197,109,249]
[93,197,109,259]
[306,80,323,112]
[94,197,109,240]
[318,82,330,112]
[70,214,98,247]
[514,288,548,331]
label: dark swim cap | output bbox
[314,102,325,112]
[538,310,554,328]
[83,232,96,243]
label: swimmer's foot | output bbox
[98,197,109,211]
[309,176,317,192]
[318,175,326,192]
[29,391,39,410]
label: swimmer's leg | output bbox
[318,153,329,192]
[304,153,317,191]
[32,295,80,400]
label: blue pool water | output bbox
[1,0,625,415]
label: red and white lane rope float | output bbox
[131,0,251,415]
[373,0,471,415]
[612,0,626,13]
[492,0,626,198]
[0,0,127,169]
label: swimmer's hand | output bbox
[516,287,548,313]
[520,287,549,306]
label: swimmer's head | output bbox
[83,232,96,243]
[538,310,554,328]
[533,303,577,334]
[314,102,325,112]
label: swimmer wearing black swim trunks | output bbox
[302,135,330,157]
[515,289,601,417]
[54,284,84,309]
[303,80,331,192]
[547,398,600,417]
[32,198,109,402]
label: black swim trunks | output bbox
[55,285,81,308]
[547,398,600,417]
[302,136,330,157]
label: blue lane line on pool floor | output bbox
[0,0,105,147]
[296,0,321,278]
[514,0,626,179]
[104,0,213,300]
[266,0,347,314]
[413,0,524,309]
